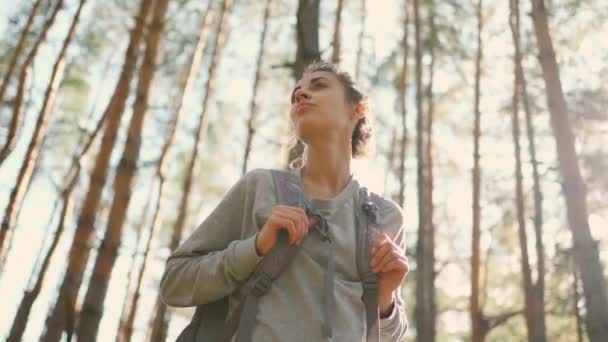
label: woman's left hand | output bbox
[370,232,409,309]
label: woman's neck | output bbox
[302,144,353,199]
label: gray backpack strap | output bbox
[356,187,383,342]
[223,169,305,342]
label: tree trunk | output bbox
[0,0,64,258]
[413,0,436,340]
[242,0,271,175]
[518,5,547,341]
[0,0,44,107]
[573,258,585,342]
[287,0,320,167]
[530,1,608,340]
[41,1,153,340]
[355,0,366,80]
[471,0,485,341]
[397,1,410,208]
[509,1,547,341]
[7,103,107,342]
[425,0,437,337]
[148,1,234,340]
[509,12,536,341]
[76,0,170,339]
[331,0,344,64]
[116,4,213,341]
[0,0,86,273]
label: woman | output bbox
[160,61,409,341]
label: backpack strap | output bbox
[223,169,305,341]
[356,187,384,342]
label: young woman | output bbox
[160,61,409,341]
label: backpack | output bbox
[175,169,387,342]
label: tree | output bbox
[0,0,64,259]
[148,0,234,340]
[470,0,484,341]
[243,0,272,174]
[0,0,86,273]
[509,0,547,340]
[75,0,171,338]
[331,0,344,65]
[530,0,608,340]
[117,3,214,340]
[41,1,154,340]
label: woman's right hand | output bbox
[255,205,318,256]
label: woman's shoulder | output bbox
[370,193,405,238]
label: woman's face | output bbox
[290,71,364,146]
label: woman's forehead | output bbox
[296,71,336,86]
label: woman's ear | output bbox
[352,102,368,120]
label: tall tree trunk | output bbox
[287,0,320,167]
[0,0,86,273]
[7,99,107,342]
[41,1,153,340]
[331,0,344,64]
[509,1,547,340]
[0,0,64,256]
[0,0,44,107]
[471,0,486,341]
[242,0,271,175]
[509,8,536,341]
[397,0,410,208]
[530,1,608,340]
[518,4,547,340]
[413,0,436,340]
[76,0,170,339]
[573,259,585,342]
[355,0,366,80]
[425,0,437,337]
[117,4,213,341]
[148,1,234,340]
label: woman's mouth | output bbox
[295,103,315,113]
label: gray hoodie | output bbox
[160,168,408,341]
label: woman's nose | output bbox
[293,88,310,103]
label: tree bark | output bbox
[41,1,153,340]
[148,1,234,340]
[471,0,485,341]
[76,0,170,339]
[7,92,107,342]
[397,1,410,208]
[0,0,44,107]
[116,4,213,341]
[509,0,547,340]
[0,0,86,273]
[530,1,608,340]
[413,0,436,340]
[331,0,344,64]
[0,0,65,259]
[355,0,366,80]
[242,0,272,175]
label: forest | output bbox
[0,0,606,341]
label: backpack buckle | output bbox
[251,272,273,297]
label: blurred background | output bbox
[0,0,606,341]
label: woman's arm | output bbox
[377,201,409,341]
[159,170,266,307]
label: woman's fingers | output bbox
[370,233,404,272]
[270,216,298,244]
[272,206,310,244]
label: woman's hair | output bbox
[288,60,374,168]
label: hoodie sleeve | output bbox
[378,200,409,341]
[159,169,268,307]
